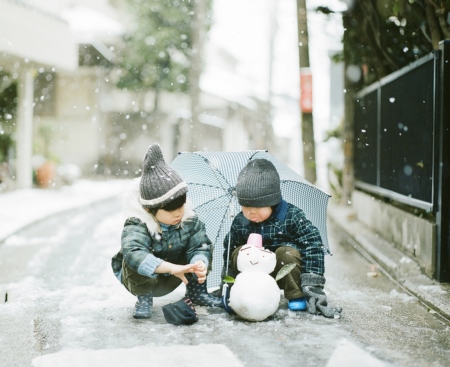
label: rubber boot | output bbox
[133,293,153,319]
[185,273,222,307]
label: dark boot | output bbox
[133,293,153,319]
[185,274,222,307]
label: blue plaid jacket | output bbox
[223,199,325,275]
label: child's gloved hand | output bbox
[300,273,342,318]
[192,260,207,284]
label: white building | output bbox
[0,0,78,188]
[1,0,300,189]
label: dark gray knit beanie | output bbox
[236,159,281,207]
[139,143,188,209]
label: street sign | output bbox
[300,68,313,113]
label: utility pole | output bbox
[177,0,206,153]
[16,68,35,189]
[296,0,317,184]
[342,13,354,204]
[188,0,207,151]
[265,0,278,153]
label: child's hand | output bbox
[193,260,207,284]
[166,263,196,284]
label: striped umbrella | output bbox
[170,150,331,288]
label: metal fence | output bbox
[354,54,435,210]
[353,41,450,282]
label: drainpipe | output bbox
[436,40,450,282]
[15,68,35,189]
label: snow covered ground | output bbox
[1,179,450,367]
[0,179,131,244]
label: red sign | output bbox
[300,69,313,113]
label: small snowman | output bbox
[228,233,281,322]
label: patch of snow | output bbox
[32,344,244,367]
[326,339,387,367]
[399,256,412,264]
[389,289,414,302]
[417,285,448,295]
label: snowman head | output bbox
[237,239,276,273]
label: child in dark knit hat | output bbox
[223,159,341,318]
[111,143,221,319]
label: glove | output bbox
[300,273,342,318]
[162,297,198,325]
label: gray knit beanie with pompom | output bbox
[236,159,281,207]
[139,143,188,209]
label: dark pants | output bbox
[121,261,182,297]
[230,245,304,300]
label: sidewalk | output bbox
[327,200,450,322]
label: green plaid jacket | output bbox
[112,216,213,280]
[223,200,325,276]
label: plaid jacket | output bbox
[111,178,213,281]
[223,199,325,276]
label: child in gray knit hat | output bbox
[223,159,341,318]
[111,143,221,319]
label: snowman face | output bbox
[236,244,276,273]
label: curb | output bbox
[327,202,450,323]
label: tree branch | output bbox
[425,0,442,48]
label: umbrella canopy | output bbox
[170,150,331,287]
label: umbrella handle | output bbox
[225,191,236,277]
[221,283,235,314]
[225,231,231,278]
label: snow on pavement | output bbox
[31,344,245,367]
[0,179,131,243]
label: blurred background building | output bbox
[0,0,344,192]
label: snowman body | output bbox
[228,244,280,321]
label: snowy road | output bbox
[0,198,449,367]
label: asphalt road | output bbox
[0,198,449,367]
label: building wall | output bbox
[352,190,436,278]
[34,67,109,173]
[38,78,273,177]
